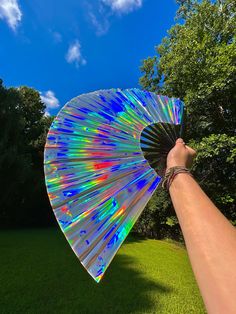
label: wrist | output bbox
[166,164,187,172]
[162,166,193,191]
[169,172,193,190]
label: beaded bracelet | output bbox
[161,166,193,190]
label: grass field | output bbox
[0,228,206,314]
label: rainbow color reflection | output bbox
[44,88,184,282]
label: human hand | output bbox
[167,138,196,171]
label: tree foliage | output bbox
[190,134,236,224]
[0,79,54,227]
[137,0,236,239]
[140,0,236,138]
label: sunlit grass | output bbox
[0,228,206,313]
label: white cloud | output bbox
[85,1,110,36]
[0,0,22,30]
[102,0,143,14]
[85,0,143,36]
[65,40,87,68]
[40,90,60,115]
[88,10,109,36]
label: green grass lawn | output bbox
[0,228,206,314]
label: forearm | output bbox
[169,173,236,314]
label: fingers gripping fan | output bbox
[44,88,184,282]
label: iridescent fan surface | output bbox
[44,88,184,282]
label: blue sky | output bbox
[0,0,178,115]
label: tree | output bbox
[190,134,236,225]
[137,0,236,239]
[0,79,54,227]
[140,0,236,139]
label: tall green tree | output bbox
[136,0,236,239]
[0,79,54,227]
[140,0,236,138]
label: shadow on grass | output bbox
[0,228,172,314]
[66,254,171,314]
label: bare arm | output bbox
[167,139,236,314]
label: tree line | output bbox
[0,81,54,227]
[0,0,235,240]
[135,0,236,240]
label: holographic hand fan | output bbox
[44,88,184,282]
